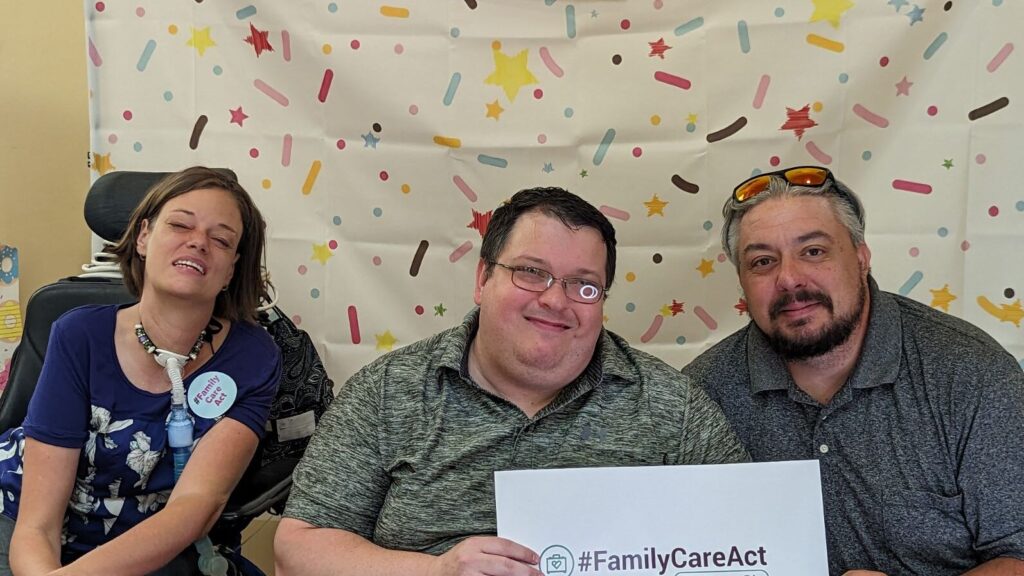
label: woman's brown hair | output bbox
[108,166,270,322]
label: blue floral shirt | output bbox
[0,305,280,558]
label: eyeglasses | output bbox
[489,261,606,304]
[733,166,834,203]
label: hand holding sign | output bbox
[430,536,542,576]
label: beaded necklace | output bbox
[134,322,206,363]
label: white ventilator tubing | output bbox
[153,351,229,576]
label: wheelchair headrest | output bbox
[84,169,238,243]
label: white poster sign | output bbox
[496,461,827,576]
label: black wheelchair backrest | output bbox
[0,277,135,431]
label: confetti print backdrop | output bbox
[85,0,1024,386]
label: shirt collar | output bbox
[746,277,902,395]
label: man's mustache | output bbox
[770,290,833,320]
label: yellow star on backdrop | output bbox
[996,301,1024,326]
[484,42,538,102]
[687,113,699,124]
[696,258,715,278]
[91,152,115,175]
[485,99,504,120]
[660,304,673,317]
[978,296,1024,327]
[375,330,398,351]
[810,0,855,29]
[311,242,333,264]
[929,284,957,311]
[644,194,669,216]
[187,26,216,56]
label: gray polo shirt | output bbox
[286,308,748,554]
[683,279,1024,575]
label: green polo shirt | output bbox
[286,308,748,554]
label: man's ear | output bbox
[474,258,489,306]
[857,242,872,278]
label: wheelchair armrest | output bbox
[219,457,299,523]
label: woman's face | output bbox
[136,187,243,305]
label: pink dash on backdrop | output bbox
[987,42,1013,73]
[752,74,770,109]
[88,37,103,66]
[892,179,933,194]
[347,306,361,344]
[693,306,718,330]
[318,69,334,103]
[805,140,833,165]
[640,314,663,344]
[448,241,474,263]
[654,71,691,90]
[852,103,889,128]
[281,30,292,61]
[281,134,293,167]
[254,79,289,106]
[539,46,564,78]
[599,205,630,221]
[452,175,478,202]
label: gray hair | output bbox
[721,175,866,267]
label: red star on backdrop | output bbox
[648,38,672,59]
[669,299,685,316]
[734,299,748,316]
[467,209,493,238]
[229,106,249,126]
[244,23,273,57]
[779,104,818,140]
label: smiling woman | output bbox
[110,167,271,323]
[0,167,282,576]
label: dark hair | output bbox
[109,166,270,322]
[480,187,617,290]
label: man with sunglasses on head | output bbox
[682,166,1024,576]
[276,187,748,576]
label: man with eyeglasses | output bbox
[682,166,1024,576]
[276,187,748,576]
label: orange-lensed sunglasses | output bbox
[733,166,834,203]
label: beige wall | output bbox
[0,2,92,312]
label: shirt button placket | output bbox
[814,410,830,457]
[510,421,532,465]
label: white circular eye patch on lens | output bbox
[578,284,601,301]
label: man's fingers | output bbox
[487,556,543,576]
[476,536,540,565]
